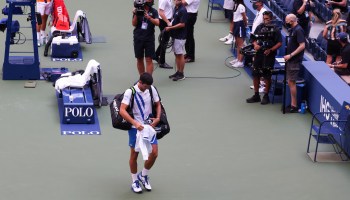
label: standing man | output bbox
[251,0,266,33]
[182,0,200,63]
[246,11,282,105]
[166,0,188,81]
[292,0,310,38]
[36,0,52,47]
[155,0,174,69]
[120,72,161,193]
[284,14,306,113]
[219,0,235,45]
[132,0,159,75]
[329,32,350,75]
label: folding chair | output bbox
[206,0,224,22]
[307,101,350,162]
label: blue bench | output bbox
[60,87,95,124]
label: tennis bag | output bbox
[150,86,170,139]
[110,87,136,130]
[110,86,170,139]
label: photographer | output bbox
[132,0,159,75]
[246,11,282,105]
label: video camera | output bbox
[250,24,276,41]
[240,44,256,57]
[134,0,145,16]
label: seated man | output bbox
[329,32,350,75]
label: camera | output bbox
[250,24,276,41]
[134,0,145,16]
[240,44,256,56]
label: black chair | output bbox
[206,0,224,22]
[307,101,350,162]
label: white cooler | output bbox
[51,36,80,58]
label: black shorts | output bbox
[134,39,155,58]
[252,53,276,78]
[327,39,341,56]
[224,9,233,21]
[233,20,246,38]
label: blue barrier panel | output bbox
[303,61,350,122]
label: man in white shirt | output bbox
[251,0,267,33]
[182,0,201,63]
[155,0,174,69]
[120,72,161,193]
[219,0,235,45]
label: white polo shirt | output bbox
[122,85,160,123]
[233,4,245,22]
[252,7,267,33]
[223,0,234,10]
[158,0,173,19]
[185,0,200,13]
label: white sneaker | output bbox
[38,36,44,46]
[232,61,244,68]
[259,86,265,93]
[260,80,266,87]
[37,36,41,47]
[131,180,142,193]
[137,173,152,191]
[42,36,46,45]
[249,85,265,93]
[219,34,230,42]
[229,59,238,64]
[224,37,234,45]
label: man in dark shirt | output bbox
[132,0,159,75]
[330,32,350,75]
[284,14,306,113]
[165,0,188,81]
[246,11,282,105]
[292,0,310,37]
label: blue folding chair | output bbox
[206,0,224,22]
[307,101,350,162]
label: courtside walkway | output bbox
[0,1,349,200]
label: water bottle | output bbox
[299,101,306,114]
[246,27,251,39]
[300,103,305,114]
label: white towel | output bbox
[135,125,156,160]
[55,59,100,92]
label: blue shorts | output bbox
[233,20,246,38]
[128,128,158,148]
